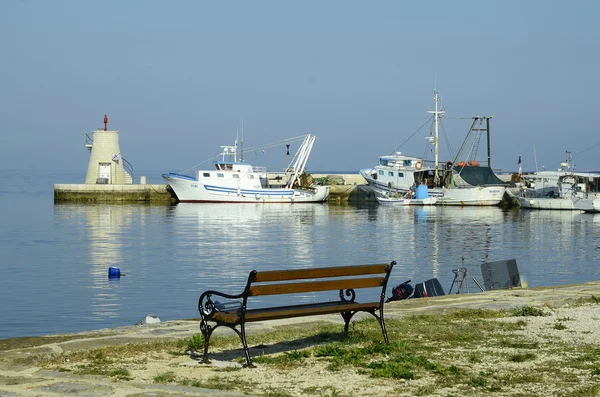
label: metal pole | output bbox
[486,117,491,168]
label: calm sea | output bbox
[1,170,600,340]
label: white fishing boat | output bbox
[360,90,507,206]
[163,134,329,203]
[510,153,600,210]
[513,174,600,210]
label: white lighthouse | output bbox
[84,115,133,185]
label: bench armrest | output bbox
[198,290,244,318]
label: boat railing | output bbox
[252,166,267,173]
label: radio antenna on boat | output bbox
[240,117,244,162]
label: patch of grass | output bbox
[73,364,132,380]
[367,353,452,379]
[217,366,242,372]
[468,352,482,363]
[467,374,488,387]
[179,375,256,391]
[0,333,116,352]
[154,371,177,383]
[496,372,545,385]
[414,385,436,395]
[569,295,600,306]
[507,352,536,362]
[498,338,539,349]
[253,350,311,368]
[574,348,600,363]
[553,322,567,330]
[368,360,415,380]
[569,384,600,397]
[511,305,548,317]
[302,386,344,396]
[261,387,295,397]
[187,333,204,351]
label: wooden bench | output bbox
[197,261,396,367]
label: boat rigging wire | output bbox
[575,143,600,157]
[390,115,434,155]
[176,135,309,175]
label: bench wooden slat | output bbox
[253,264,389,282]
[213,301,379,323]
[249,277,384,296]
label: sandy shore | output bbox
[1,281,600,397]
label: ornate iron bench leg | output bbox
[239,321,255,368]
[366,308,390,344]
[341,311,356,334]
[199,319,215,363]
[378,306,389,344]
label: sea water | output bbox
[1,170,600,340]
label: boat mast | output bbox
[427,90,444,185]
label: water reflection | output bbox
[46,201,600,338]
[53,203,172,323]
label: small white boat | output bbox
[163,134,329,203]
[376,185,437,205]
[376,196,437,206]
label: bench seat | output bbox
[213,301,380,323]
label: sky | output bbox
[1,0,599,177]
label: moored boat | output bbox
[509,153,600,210]
[376,185,437,206]
[163,134,329,203]
[360,90,507,206]
[376,196,437,206]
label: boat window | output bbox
[398,172,404,178]
[217,173,224,178]
[248,174,255,179]
[203,173,210,177]
[388,171,394,177]
[380,159,388,166]
[233,174,240,179]
[403,160,411,166]
[378,170,384,176]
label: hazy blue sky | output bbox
[2,0,599,177]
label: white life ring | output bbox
[415,161,422,170]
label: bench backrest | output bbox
[246,262,395,298]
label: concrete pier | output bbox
[53,183,175,203]
[54,173,374,204]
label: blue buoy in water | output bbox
[108,267,121,278]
